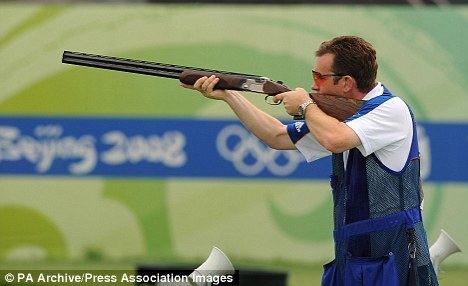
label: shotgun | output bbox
[62,51,363,121]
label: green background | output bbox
[1,4,467,285]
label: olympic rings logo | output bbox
[216,125,304,176]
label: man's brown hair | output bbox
[316,36,378,93]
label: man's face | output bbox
[311,53,344,96]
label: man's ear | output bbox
[342,76,356,93]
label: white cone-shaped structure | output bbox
[430,229,461,275]
[157,247,234,286]
[188,246,235,286]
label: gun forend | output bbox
[180,70,290,95]
[180,70,247,91]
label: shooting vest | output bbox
[321,90,438,286]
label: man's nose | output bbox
[311,83,319,92]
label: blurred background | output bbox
[0,0,467,285]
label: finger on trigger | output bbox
[273,94,282,103]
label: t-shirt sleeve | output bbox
[286,121,331,162]
[345,97,412,157]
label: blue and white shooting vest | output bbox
[322,90,438,286]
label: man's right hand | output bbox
[180,75,230,101]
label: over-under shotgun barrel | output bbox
[62,51,263,79]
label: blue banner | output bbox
[0,116,466,182]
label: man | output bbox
[182,36,438,285]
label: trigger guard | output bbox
[265,95,281,105]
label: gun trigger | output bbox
[265,95,281,105]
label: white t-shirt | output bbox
[289,82,414,172]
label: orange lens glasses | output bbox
[312,70,344,86]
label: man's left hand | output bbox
[273,88,311,116]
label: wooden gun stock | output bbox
[310,93,363,122]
